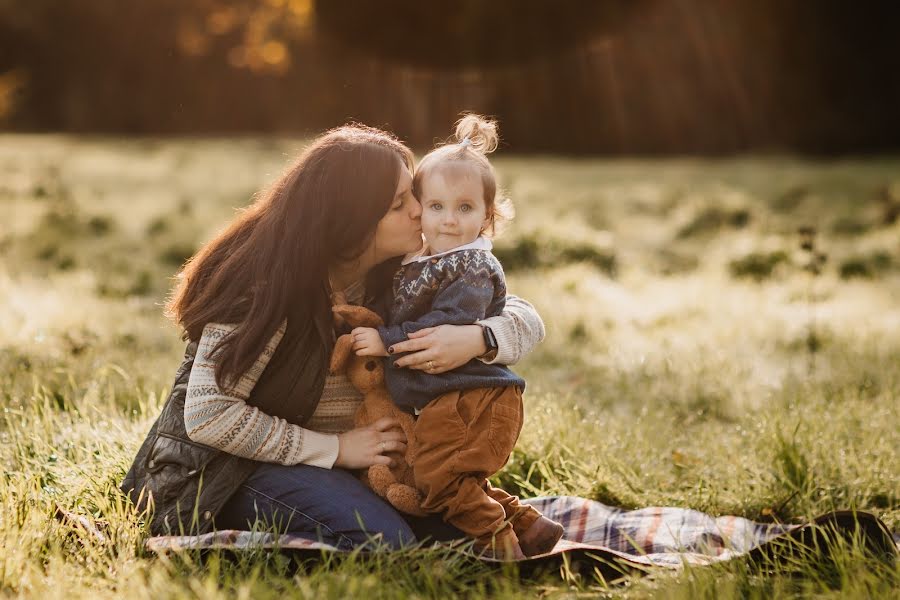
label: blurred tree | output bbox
[314,0,652,68]
[0,0,898,153]
[174,0,315,74]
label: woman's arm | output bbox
[185,322,407,469]
[391,294,545,372]
[184,322,340,468]
[476,294,546,365]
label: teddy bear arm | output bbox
[329,334,354,374]
[333,304,384,328]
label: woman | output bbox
[120,124,544,549]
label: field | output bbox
[1,135,898,598]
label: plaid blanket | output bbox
[144,496,899,576]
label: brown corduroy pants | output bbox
[411,385,542,547]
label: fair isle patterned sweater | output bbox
[378,241,525,412]
[183,282,545,469]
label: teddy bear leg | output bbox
[366,464,395,497]
[397,414,418,464]
[385,484,429,517]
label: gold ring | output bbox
[380,441,386,452]
[426,360,436,370]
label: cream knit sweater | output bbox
[183,284,544,470]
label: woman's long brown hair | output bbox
[167,124,414,391]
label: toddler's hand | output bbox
[351,327,388,357]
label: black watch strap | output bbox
[481,325,498,352]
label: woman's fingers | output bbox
[378,431,407,445]
[406,327,436,339]
[336,423,410,470]
[395,354,448,372]
[378,440,407,454]
[370,417,401,432]
[388,335,433,355]
[404,358,438,371]
[368,421,408,456]
[393,349,437,368]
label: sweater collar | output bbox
[401,236,493,265]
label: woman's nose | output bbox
[410,201,422,219]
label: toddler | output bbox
[351,115,564,559]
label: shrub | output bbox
[729,251,788,281]
[677,206,751,239]
[559,244,617,276]
[839,251,893,279]
[145,217,169,237]
[158,243,196,267]
[128,270,155,296]
[87,216,114,236]
[493,234,541,271]
[772,186,808,213]
[831,217,871,236]
[493,233,617,276]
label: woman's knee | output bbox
[383,519,417,550]
[344,503,417,550]
[231,462,417,550]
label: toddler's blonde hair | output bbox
[413,113,514,238]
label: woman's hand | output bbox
[389,324,487,374]
[334,417,407,469]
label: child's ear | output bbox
[481,212,493,235]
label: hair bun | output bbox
[454,114,499,154]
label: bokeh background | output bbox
[2,2,900,598]
[2,0,899,153]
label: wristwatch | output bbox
[480,324,498,355]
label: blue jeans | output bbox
[216,462,464,550]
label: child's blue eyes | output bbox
[429,203,472,212]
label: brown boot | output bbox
[517,515,565,556]
[474,527,526,560]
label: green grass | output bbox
[1,135,898,598]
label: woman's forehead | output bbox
[395,163,413,192]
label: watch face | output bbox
[483,326,498,350]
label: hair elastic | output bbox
[459,136,472,149]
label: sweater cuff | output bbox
[377,325,408,351]
[476,316,516,365]
[298,429,340,469]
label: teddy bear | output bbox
[328,304,427,517]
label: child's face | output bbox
[418,164,491,254]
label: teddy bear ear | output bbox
[329,334,354,374]
[333,305,384,328]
